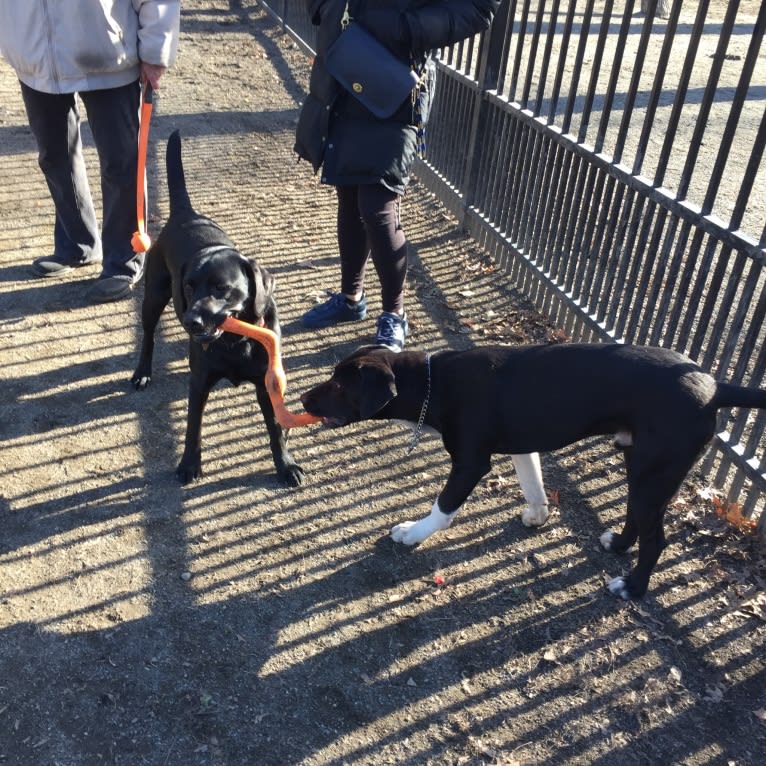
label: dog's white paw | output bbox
[600,531,618,550]
[521,503,550,527]
[607,576,631,600]
[391,502,456,546]
[391,520,427,545]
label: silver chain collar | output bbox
[406,353,432,455]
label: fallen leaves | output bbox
[473,308,569,344]
[690,486,759,533]
[733,592,766,621]
[711,494,758,532]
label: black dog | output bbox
[300,343,766,599]
[131,130,304,487]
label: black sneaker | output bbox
[32,254,102,278]
[375,311,409,352]
[301,292,367,328]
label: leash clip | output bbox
[341,2,352,30]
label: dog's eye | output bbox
[215,284,229,297]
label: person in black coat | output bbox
[295,0,500,351]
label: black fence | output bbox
[262,0,766,531]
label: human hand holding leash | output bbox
[140,62,166,90]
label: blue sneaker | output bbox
[375,311,409,352]
[301,292,367,328]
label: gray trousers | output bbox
[20,80,143,280]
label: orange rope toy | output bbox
[131,82,154,254]
[219,316,322,429]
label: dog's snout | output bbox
[183,315,205,334]
[299,390,313,408]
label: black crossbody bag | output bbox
[325,3,419,119]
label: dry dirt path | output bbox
[0,3,764,765]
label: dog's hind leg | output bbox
[512,453,549,527]
[600,446,639,555]
[391,458,489,545]
[605,453,693,600]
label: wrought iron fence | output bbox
[261,0,766,530]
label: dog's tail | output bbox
[714,382,766,411]
[166,129,193,214]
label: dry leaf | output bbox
[734,592,766,621]
[710,494,757,532]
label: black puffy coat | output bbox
[294,0,499,194]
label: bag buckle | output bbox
[341,2,352,30]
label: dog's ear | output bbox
[243,258,276,319]
[358,363,397,419]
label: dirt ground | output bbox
[1,3,765,765]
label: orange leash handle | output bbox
[219,316,321,428]
[131,82,154,253]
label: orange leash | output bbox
[219,316,322,429]
[131,81,154,253]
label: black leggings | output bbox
[337,184,408,315]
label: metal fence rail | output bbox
[262,0,766,530]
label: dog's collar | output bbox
[406,353,432,455]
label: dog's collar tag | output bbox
[406,353,432,456]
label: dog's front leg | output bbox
[177,380,209,484]
[391,460,489,545]
[391,499,458,545]
[511,453,550,527]
[132,249,171,389]
[131,334,156,390]
[254,380,305,487]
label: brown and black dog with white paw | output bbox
[300,343,766,599]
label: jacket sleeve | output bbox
[408,0,500,55]
[135,0,181,66]
[363,0,500,58]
